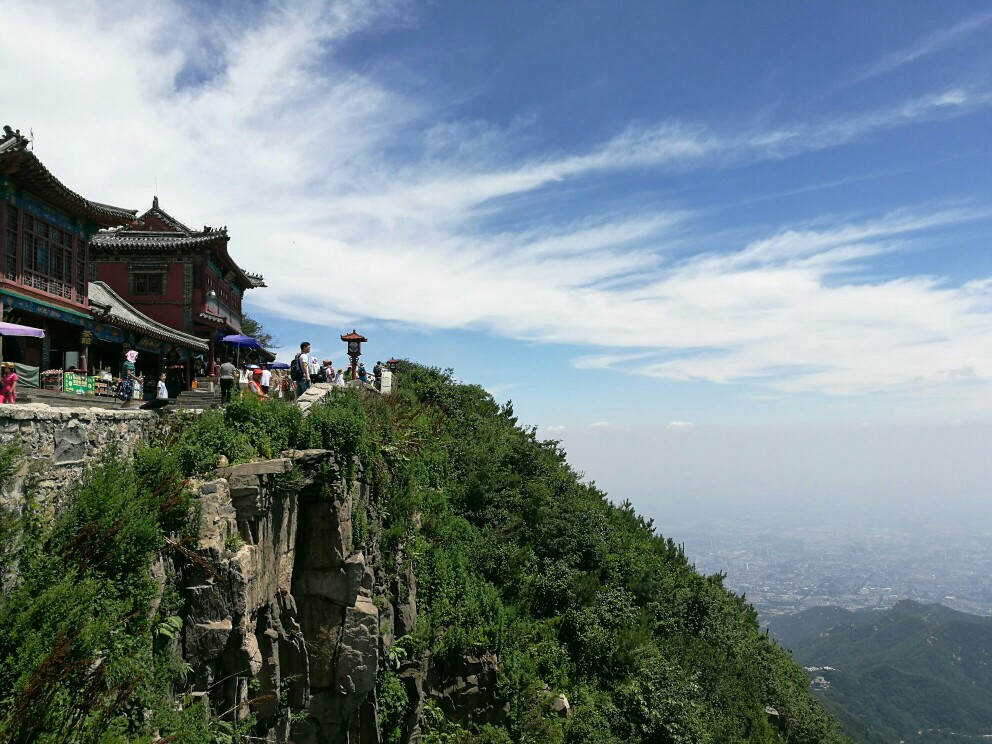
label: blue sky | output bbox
[2,0,991,525]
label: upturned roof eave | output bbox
[0,127,135,227]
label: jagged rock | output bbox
[296,495,354,570]
[196,479,237,554]
[551,693,571,717]
[427,653,508,728]
[222,628,264,681]
[185,619,233,664]
[335,598,380,696]
[394,561,418,637]
[295,553,366,607]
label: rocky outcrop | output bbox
[426,653,508,729]
[167,449,395,743]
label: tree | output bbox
[241,313,277,349]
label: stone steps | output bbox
[174,389,222,410]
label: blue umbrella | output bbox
[221,334,263,350]
[221,334,263,365]
[269,362,290,370]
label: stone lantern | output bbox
[340,330,367,382]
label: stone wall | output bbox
[0,403,158,513]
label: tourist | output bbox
[1,363,17,404]
[344,366,352,382]
[309,356,320,384]
[218,357,237,404]
[373,361,383,390]
[118,350,142,408]
[294,342,311,398]
[333,367,344,387]
[358,363,368,383]
[157,372,169,400]
[259,363,271,395]
[247,369,270,400]
[319,359,334,383]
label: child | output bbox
[1,363,17,404]
[157,373,169,400]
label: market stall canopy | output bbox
[221,334,263,350]
[0,321,45,338]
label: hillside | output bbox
[0,363,845,743]
[768,601,992,743]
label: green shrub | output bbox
[378,669,409,744]
[0,453,175,741]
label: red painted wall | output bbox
[94,261,189,331]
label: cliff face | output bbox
[171,449,415,743]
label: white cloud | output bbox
[2,1,992,405]
[852,10,992,82]
[590,421,613,428]
[668,421,694,428]
[545,425,566,432]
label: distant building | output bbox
[90,197,265,368]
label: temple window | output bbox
[20,212,75,301]
[132,271,165,295]
[4,203,17,281]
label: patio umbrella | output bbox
[269,362,290,370]
[220,334,263,365]
[0,321,45,338]
[221,334,263,349]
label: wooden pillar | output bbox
[41,322,50,371]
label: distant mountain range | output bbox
[767,600,992,743]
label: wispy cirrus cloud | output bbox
[852,10,992,82]
[2,0,992,404]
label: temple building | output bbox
[0,124,215,395]
[90,197,265,368]
[0,124,137,370]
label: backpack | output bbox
[290,356,303,381]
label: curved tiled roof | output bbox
[91,197,265,291]
[0,126,136,227]
[90,231,223,250]
[88,281,208,352]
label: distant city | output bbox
[673,520,992,618]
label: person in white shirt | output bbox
[334,368,345,387]
[156,373,169,400]
[295,342,312,397]
[259,364,272,395]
